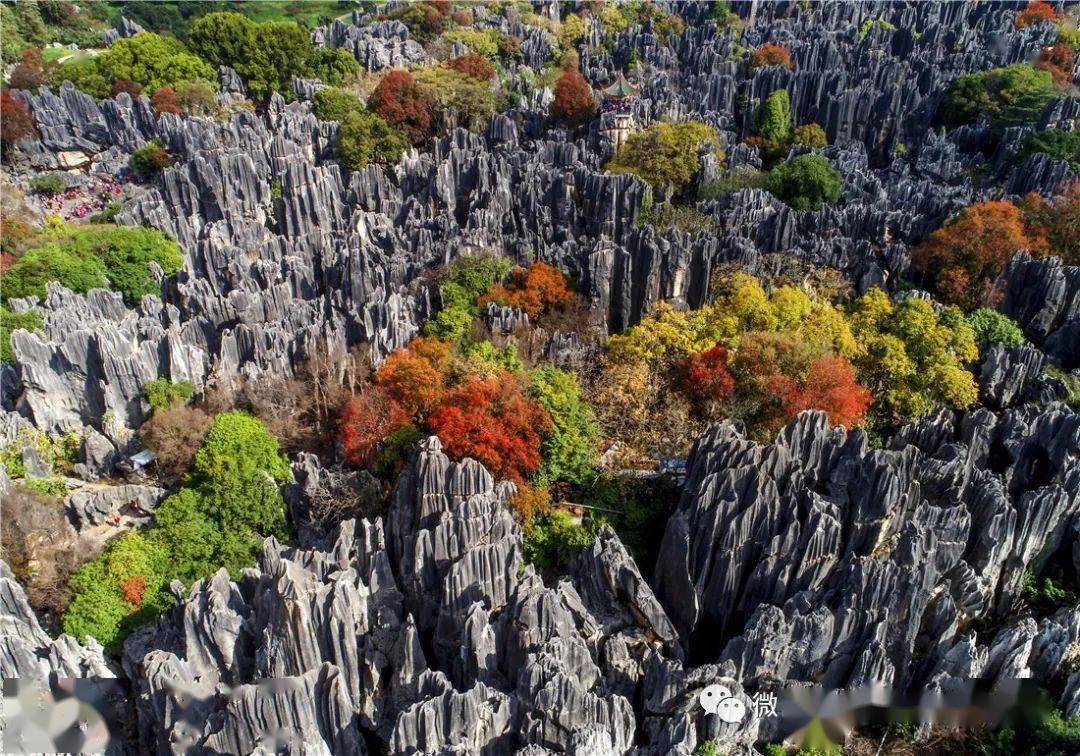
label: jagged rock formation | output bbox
[655,409,1079,711]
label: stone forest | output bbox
[0,1,1078,754]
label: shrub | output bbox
[425,254,513,343]
[398,1,447,42]
[375,338,451,416]
[144,378,195,411]
[681,344,735,406]
[413,66,501,132]
[0,243,107,302]
[550,68,597,126]
[941,64,1056,128]
[793,122,828,148]
[510,482,551,529]
[138,403,212,474]
[1020,180,1079,265]
[1035,43,1077,88]
[966,308,1026,347]
[98,32,216,92]
[176,79,216,116]
[768,355,872,429]
[336,109,409,170]
[756,89,793,144]
[339,387,410,467]
[0,306,43,363]
[367,70,433,144]
[522,510,593,569]
[607,121,722,197]
[1017,129,1080,172]
[749,43,794,70]
[193,410,290,485]
[427,374,552,483]
[912,200,1036,307]
[29,173,67,196]
[313,86,364,122]
[478,262,571,318]
[557,13,588,51]
[8,47,44,89]
[1015,1,1062,29]
[446,52,496,81]
[639,202,717,235]
[528,365,598,485]
[129,140,175,179]
[0,90,37,147]
[150,86,181,116]
[698,167,769,199]
[308,46,360,87]
[766,154,843,211]
[47,57,110,100]
[111,79,143,97]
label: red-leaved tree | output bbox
[119,575,148,607]
[1015,1,1061,29]
[912,200,1039,306]
[1036,43,1077,88]
[749,43,795,71]
[681,345,736,405]
[374,338,451,417]
[150,86,181,116]
[339,387,410,467]
[1021,179,1079,266]
[112,79,143,97]
[426,375,552,483]
[479,262,572,317]
[447,52,496,81]
[551,69,597,127]
[368,70,433,144]
[0,90,37,148]
[8,48,44,90]
[768,356,872,429]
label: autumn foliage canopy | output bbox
[681,345,736,405]
[368,70,433,144]
[1015,1,1061,29]
[749,43,795,71]
[339,387,410,467]
[768,356,872,429]
[551,69,597,126]
[447,52,496,81]
[0,90,37,147]
[427,375,552,483]
[150,86,181,116]
[479,262,572,317]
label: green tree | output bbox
[98,32,216,91]
[529,365,598,485]
[193,410,290,484]
[942,64,1056,128]
[144,378,196,411]
[966,308,1026,348]
[187,11,256,69]
[756,89,793,143]
[241,21,313,100]
[607,121,722,198]
[0,307,44,364]
[335,110,409,170]
[1017,129,1080,171]
[766,154,843,211]
[0,245,108,303]
[312,86,364,122]
[47,57,111,99]
[149,489,222,584]
[793,122,828,148]
[308,47,360,87]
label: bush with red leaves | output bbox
[150,86,181,116]
[339,387,410,467]
[0,90,37,148]
[368,70,433,144]
[8,48,44,90]
[447,52,496,81]
[749,43,795,71]
[1015,1,1061,29]
[768,356,872,429]
[427,374,552,483]
[681,345,736,405]
[112,80,143,97]
[550,69,597,126]
[478,262,572,317]
[1036,43,1077,88]
[373,338,452,417]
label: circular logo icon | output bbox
[698,684,746,723]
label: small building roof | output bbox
[602,73,640,99]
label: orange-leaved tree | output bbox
[551,68,597,126]
[749,43,795,71]
[374,338,452,416]
[768,356,872,429]
[912,200,1040,307]
[447,52,496,81]
[1035,43,1077,88]
[368,69,433,144]
[339,387,411,467]
[1020,179,1079,266]
[426,374,552,483]
[1015,1,1061,29]
[150,86,181,116]
[479,262,572,317]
